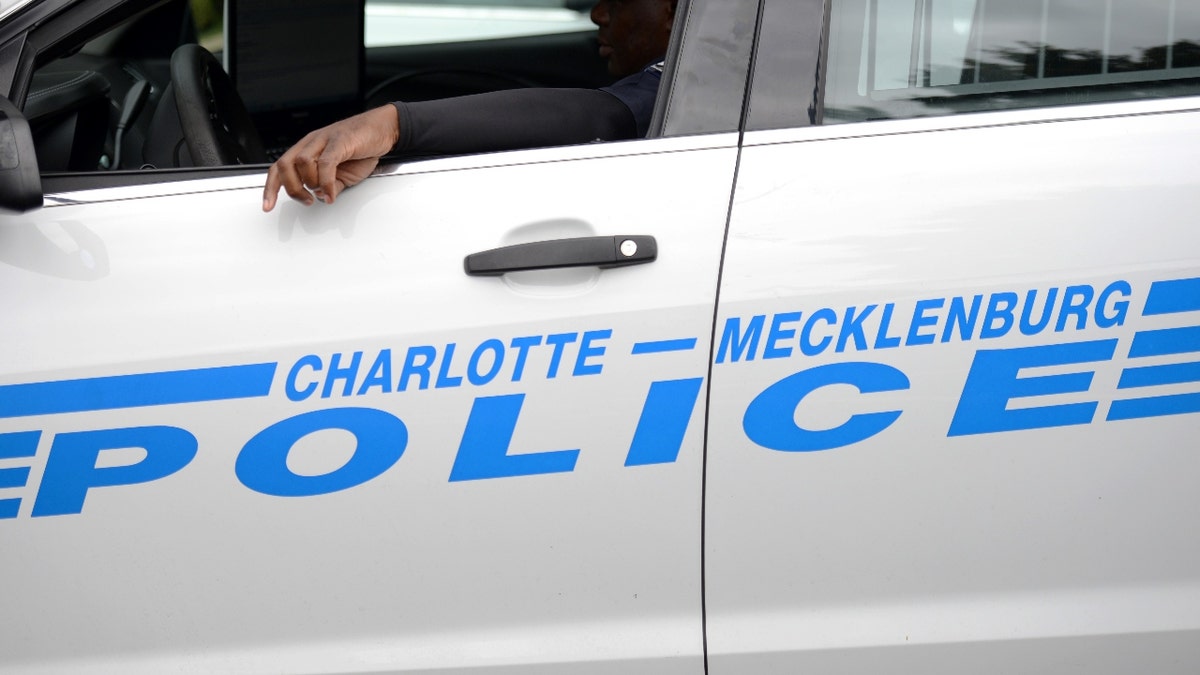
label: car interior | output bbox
[16,0,611,188]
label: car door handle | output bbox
[464,235,657,276]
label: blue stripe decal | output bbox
[1108,392,1200,421]
[632,338,698,355]
[0,499,19,520]
[0,467,30,490]
[0,431,40,458]
[1143,278,1200,316]
[1128,326,1200,359]
[1118,361,1200,389]
[0,363,277,419]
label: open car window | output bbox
[191,1,596,62]
[15,0,618,194]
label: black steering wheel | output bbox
[170,44,267,166]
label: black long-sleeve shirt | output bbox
[391,62,663,156]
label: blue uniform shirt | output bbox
[600,60,665,138]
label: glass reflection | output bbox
[823,0,1200,124]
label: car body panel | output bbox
[0,0,38,22]
[0,135,737,673]
[3,0,1200,670]
[705,95,1200,671]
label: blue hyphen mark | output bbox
[631,338,698,355]
[0,363,278,419]
[1109,278,1200,421]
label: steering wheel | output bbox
[170,44,267,166]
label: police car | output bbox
[2,0,1199,672]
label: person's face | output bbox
[590,0,676,78]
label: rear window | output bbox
[823,0,1200,123]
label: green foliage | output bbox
[190,0,221,32]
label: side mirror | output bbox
[0,96,43,213]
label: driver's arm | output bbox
[263,88,637,212]
[393,88,635,156]
[262,104,399,211]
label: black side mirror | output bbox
[0,96,43,213]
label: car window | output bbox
[365,0,594,47]
[17,0,614,181]
[821,0,1200,124]
[187,0,595,59]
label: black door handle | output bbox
[464,235,657,276]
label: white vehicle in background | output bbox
[364,0,595,47]
[1,0,1198,673]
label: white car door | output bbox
[0,0,760,668]
[706,0,1200,672]
[0,139,726,673]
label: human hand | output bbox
[262,105,400,212]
